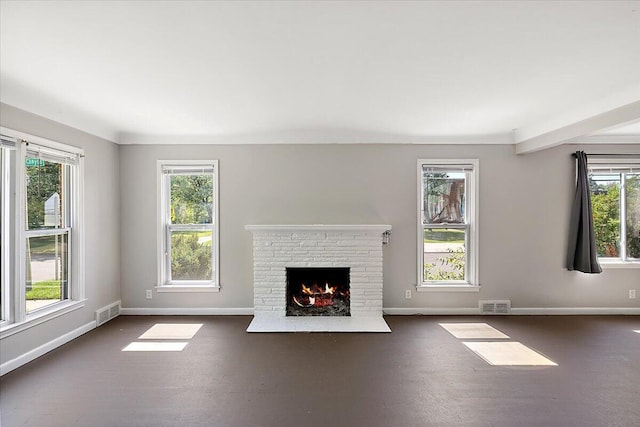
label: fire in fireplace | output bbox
[286,267,350,316]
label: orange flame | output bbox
[295,282,342,308]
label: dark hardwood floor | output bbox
[1,315,639,427]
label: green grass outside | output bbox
[26,280,61,300]
[424,229,465,243]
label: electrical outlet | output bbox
[630,290,636,299]
[146,289,153,299]
[405,290,412,299]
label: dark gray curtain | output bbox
[566,151,602,273]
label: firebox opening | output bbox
[286,267,350,316]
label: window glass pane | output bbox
[423,172,465,224]
[170,174,213,224]
[26,233,68,313]
[589,174,620,257]
[626,173,640,259]
[170,230,212,280]
[26,159,63,230]
[423,228,465,281]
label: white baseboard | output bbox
[120,307,255,315]
[383,308,480,315]
[510,307,640,315]
[121,307,640,316]
[1,321,96,376]
[383,307,640,315]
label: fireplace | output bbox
[286,267,350,316]
[245,224,391,332]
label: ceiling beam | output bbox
[515,100,640,154]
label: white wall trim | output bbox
[0,126,85,155]
[415,285,481,293]
[384,308,480,315]
[121,307,640,316]
[383,307,640,315]
[155,285,221,293]
[0,299,86,339]
[510,307,640,315]
[0,320,95,376]
[244,224,392,232]
[120,307,255,315]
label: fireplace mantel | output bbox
[245,223,391,332]
[245,224,392,232]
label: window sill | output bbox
[156,285,220,293]
[416,284,481,293]
[0,299,86,339]
[599,261,640,269]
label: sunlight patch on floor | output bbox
[122,342,188,352]
[122,323,203,352]
[138,323,203,340]
[634,330,640,334]
[440,322,510,339]
[463,341,557,366]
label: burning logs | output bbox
[287,282,350,316]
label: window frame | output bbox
[588,157,640,268]
[0,139,14,326]
[0,127,85,338]
[417,159,479,291]
[157,160,220,292]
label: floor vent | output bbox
[96,301,121,326]
[479,300,511,314]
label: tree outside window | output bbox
[589,167,640,261]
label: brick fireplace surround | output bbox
[245,225,392,332]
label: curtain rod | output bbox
[572,153,640,158]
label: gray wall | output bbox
[119,142,639,311]
[0,103,121,364]
[3,102,636,369]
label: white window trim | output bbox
[0,299,86,339]
[0,138,14,326]
[588,157,640,267]
[417,159,480,291]
[599,260,640,269]
[157,160,220,291]
[0,127,85,335]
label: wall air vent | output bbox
[95,301,121,326]
[109,304,120,318]
[479,300,511,314]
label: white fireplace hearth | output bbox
[245,224,392,332]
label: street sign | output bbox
[26,158,45,167]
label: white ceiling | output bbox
[1,1,639,152]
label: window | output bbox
[418,159,479,289]
[158,161,219,290]
[588,158,640,265]
[1,129,84,335]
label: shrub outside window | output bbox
[158,161,219,288]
